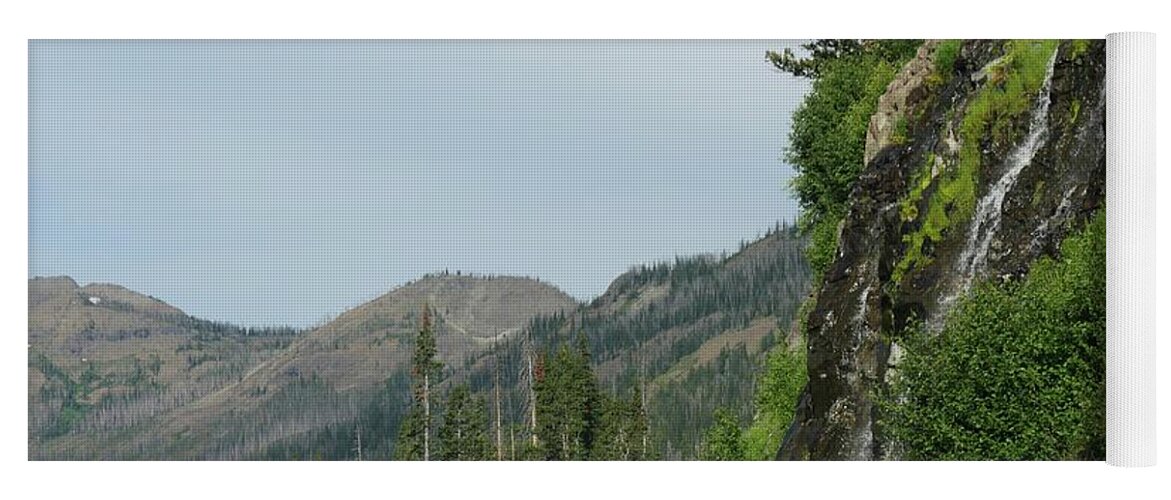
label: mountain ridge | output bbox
[29,225,811,460]
[29,273,579,459]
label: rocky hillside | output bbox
[777,40,1105,460]
[29,274,577,459]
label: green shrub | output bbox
[883,211,1105,460]
[783,41,921,277]
[741,340,807,460]
[699,407,745,460]
[803,212,842,278]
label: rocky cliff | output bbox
[778,40,1106,460]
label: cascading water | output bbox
[933,48,1058,329]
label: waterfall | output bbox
[935,49,1058,326]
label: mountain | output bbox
[28,276,301,450]
[777,40,1106,460]
[28,39,1108,462]
[451,225,812,459]
[29,274,578,459]
[29,224,812,460]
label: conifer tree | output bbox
[438,385,491,460]
[394,408,426,460]
[575,335,600,455]
[396,305,442,460]
[535,337,599,460]
[590,388,651,460]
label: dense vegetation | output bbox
[534,338,652,460]
[375,226,812,459]
[697,339,806,460]
[740,340,807,459]
[572,224,809,368]
[650,343,761,458]
[769,40,921,275]
[257,374,411,460]
[883,212,1106,459]
[522,225,810,457]
[391,315,653,461]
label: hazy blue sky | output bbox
[30,40,810,327]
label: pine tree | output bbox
[590,394,626,460]
[575,335,600,456]
[590,388,651,460]
[437,385,491,460]
[394,407,426,460]
[532,335,603,460]
[396,305,442,460]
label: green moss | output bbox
[933,39,962,80]
[892,154,938,283]
[1070,39,1090,59]
[1069,98,1081,126]
[1031,179,1046,208]
[893,40,1059,284]
[891,115,910,145]
[899,153,935,223]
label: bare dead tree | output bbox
[353,424,363,461]
[527,329,538,448]
[494,334,503,460]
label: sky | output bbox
[29,40,810,327]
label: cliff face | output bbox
[778,40,1106,460]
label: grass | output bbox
[893,40,1060,285]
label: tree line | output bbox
[394,306,652,460]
